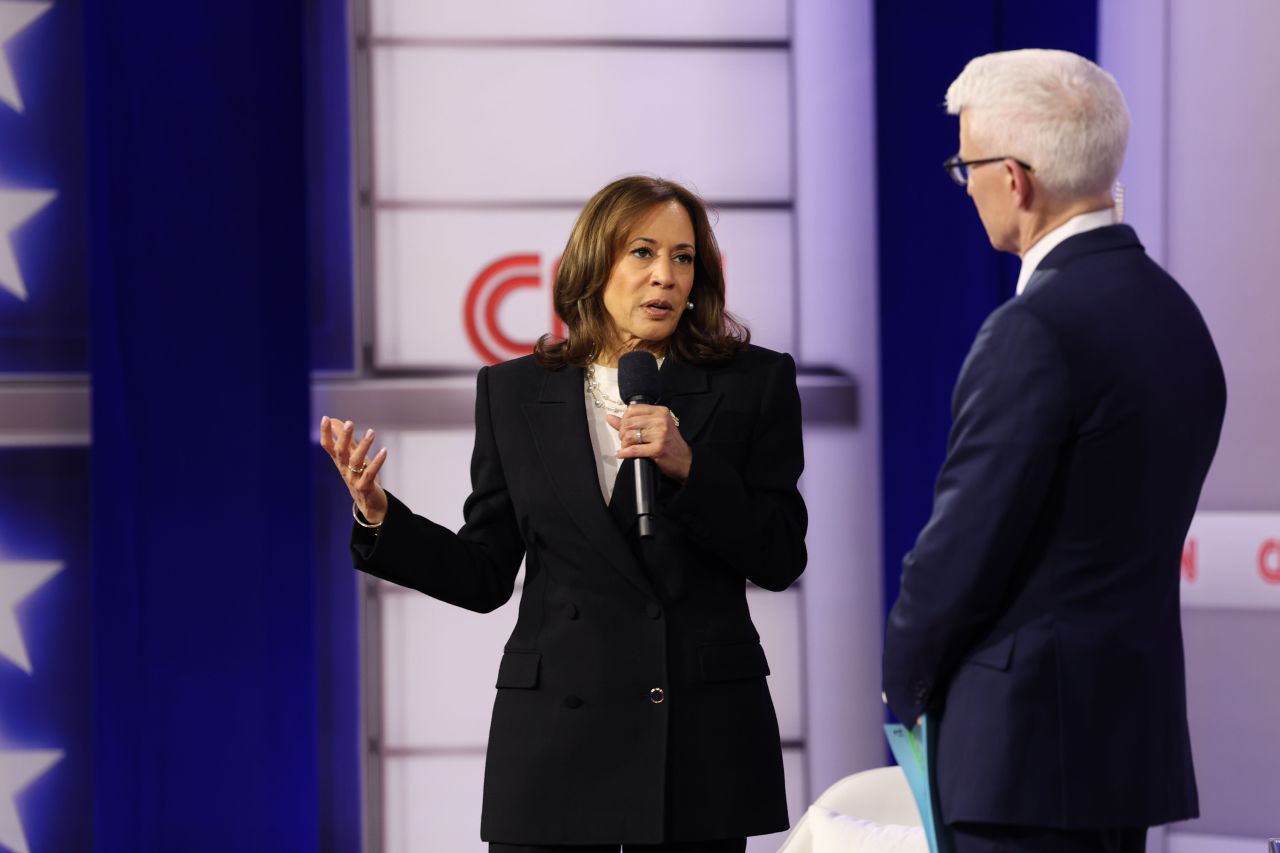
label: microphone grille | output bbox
[617,351,661,403]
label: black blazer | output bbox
[353,345,807,845]
[883,225,1226,828]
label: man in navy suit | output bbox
[882,49,1226,853]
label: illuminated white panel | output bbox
[370,0,788,41]
[375,208,794,369]
[372,46,792,203]
[376,428,519,750]
[386,430,477,527]
[375,210,571,369]
[799,424,889,789]
[383,753,487,853]
[712,210,795,355]
[382,589,517,748]
[748,587,804,742]
[374,422,524,582]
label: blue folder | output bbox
[883,714,954,853]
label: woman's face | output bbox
[600,201,696,359]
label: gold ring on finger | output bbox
[348,463,367,475]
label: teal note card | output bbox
[884,715,954,853]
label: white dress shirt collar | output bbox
[1016,208,1117,295]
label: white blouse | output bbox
[582,359,664,503]
[583,363,625,502]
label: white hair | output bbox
[946,49,1130,199]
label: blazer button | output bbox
[564,602,579,620]
[564,695,583,709]
[649,687,665,705]
[645,603,663,620]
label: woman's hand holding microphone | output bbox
[607,404,692,483]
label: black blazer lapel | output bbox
[523,366,655,597]
[660,357,722,445]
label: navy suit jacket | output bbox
[351,346,806,845]
[883,225,1226,828]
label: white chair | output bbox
[776,765,923,852]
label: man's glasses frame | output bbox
[943,156,1035,187]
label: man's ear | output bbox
[1008,160,1035,210]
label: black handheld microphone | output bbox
[617,350,661,538]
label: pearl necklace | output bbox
[584,360,680,427]
[585,364,627,415]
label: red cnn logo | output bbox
[464,254,565,365]
[1259,538,1280,585]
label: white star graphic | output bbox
[0,2,51,113]
[0,559,61,674]
[0,750,62,853]
[0,189,54,302]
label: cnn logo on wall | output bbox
[464,254,566,365]
[1180,512,1280,610]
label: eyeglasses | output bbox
[943,155,1035,187]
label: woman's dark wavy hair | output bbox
[533,175,750,369]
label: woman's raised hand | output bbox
[320,415,390,524]
[608,404,692,483]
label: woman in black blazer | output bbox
[321,176,807,852]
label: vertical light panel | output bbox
[792,0,884,800]
[799,424,886,790]
[1099,0,1169,265]
[374,427,499,850]
[1164,0,1280,512]
[1164,0,1280,841]
[1100,0,1280,844]
[381,591,519,749]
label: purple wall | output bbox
[1103,0,1280,841]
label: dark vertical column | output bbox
[85,4,319,848]
[303,1,363,849]
[306,0,357,373]
[875,4,1098,632]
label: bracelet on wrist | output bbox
[352,501,384,531]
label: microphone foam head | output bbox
[618,350,661,404]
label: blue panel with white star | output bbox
[0,0,88,373]
[0,447,91,853]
